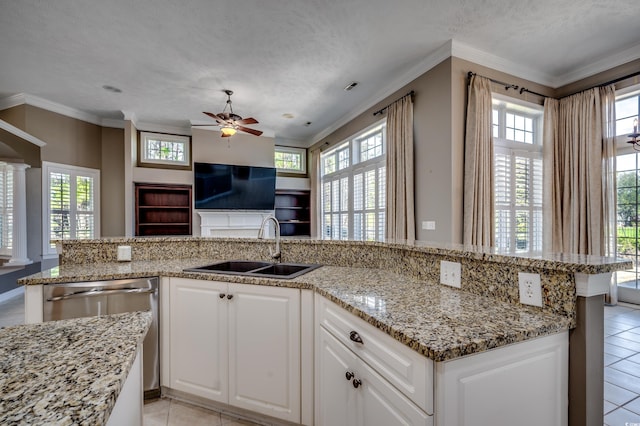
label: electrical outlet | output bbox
[440,260,461,288]
[518,272,542,307]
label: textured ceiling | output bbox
[0,0,639,145]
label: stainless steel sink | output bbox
[184,260,320,279]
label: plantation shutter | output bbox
[494,147,543,253]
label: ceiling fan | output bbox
[196,90,263,137]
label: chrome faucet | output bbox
[258,215,281,261]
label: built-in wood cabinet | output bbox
[135,183,192,236]
[274,190,310,237]
[167,278,302,423]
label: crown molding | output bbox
[553,41,640,88]
[0,94,27,111]
[100,118,125,129]
[450,40,555,87]
[0,118,47,147]
[137,121,191,136]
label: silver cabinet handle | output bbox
[46,287,155,302]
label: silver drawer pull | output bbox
[349,330,363,344]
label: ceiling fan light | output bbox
[220,126,237,137]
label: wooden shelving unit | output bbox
[274,189,310,237]
[135,183,192,236]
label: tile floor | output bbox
[604,303,640,426]
[2,289,640,424]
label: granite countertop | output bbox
[0,311,152,426]
[19,259,571,362]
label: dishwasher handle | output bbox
[46,287,156,302]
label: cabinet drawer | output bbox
[316,295,433,414]
[318,327,432,426]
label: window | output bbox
[492,97,544,253]
[140,132,190,167]
[615,90,640,137]
[42,162,100,257]
[0,164,13,256]
[320,122,386,241]
[615,88,640,292]
[275,146,307,174]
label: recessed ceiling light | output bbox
[344,82,358,91]
[102,85,122,93]
[304,122,312,127]
[282,113,295,119]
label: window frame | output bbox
[492,95,544,254]
[275,146,307,175]
[42,161,101,258]
[0,163,13,256]
[139,131,191,169]
[320,120,386,241]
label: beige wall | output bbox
[101,127,125,236]
[25,105,102,169]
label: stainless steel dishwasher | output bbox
[43,277,160,399]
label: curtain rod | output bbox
[373,90,415,116]
[467,71,547,98]
[562,70,640,98]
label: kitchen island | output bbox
[0,311,151,425]
[18,237,631,426]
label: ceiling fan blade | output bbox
[236,117,258,125]
[236,125,263,136]
[203,111,228,125]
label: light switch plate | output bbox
[440,260,461,288]
[518,272,542,307]
[117,245,132,262]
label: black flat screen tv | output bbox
[194,162,276,210]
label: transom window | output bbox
[274,146,306,174]
[320,122,386,241]
[615,91,640,137]
[140,132,190,167]
[492,97,544,253]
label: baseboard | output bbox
[0,285,24,303]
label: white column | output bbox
[7,163,32,265]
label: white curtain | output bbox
[309,148,321,238]
[543,85,616,256]
[385,94,415,242]
[463,75,494,246]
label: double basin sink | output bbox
[184,260,320,280]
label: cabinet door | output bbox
[358,355,432,426]
[228,284,301,423]
[316,327,358,426]
[169,278,228,402]
[317,328,431,426]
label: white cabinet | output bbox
[169,279,227,401]
[316,295,433,426]
[167,278,301,423]
[435,331,568,426]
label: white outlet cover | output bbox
[518,272,542,307]
[117,245,132,262]
[440,260,461,288]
